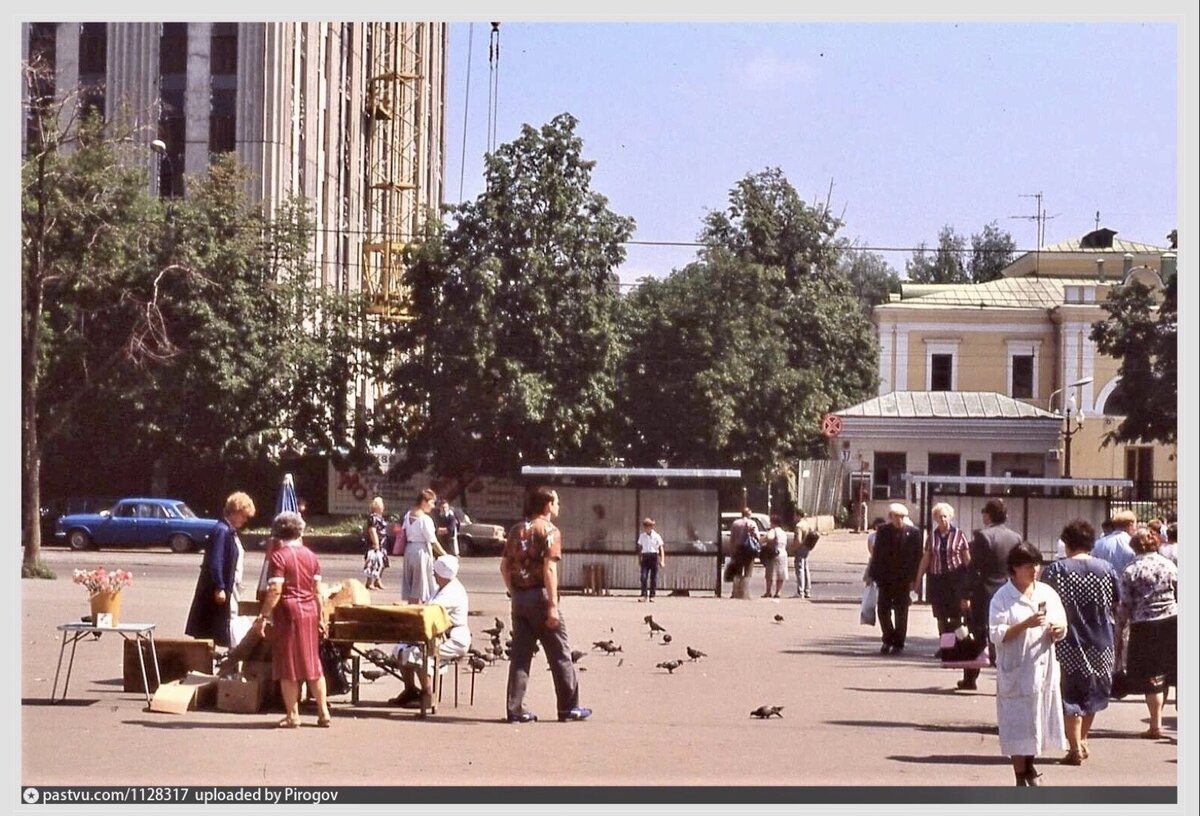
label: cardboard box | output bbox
[217,674,267,713]
[124,638,214,693]
[329,579,372,608]
[149,671,218,714]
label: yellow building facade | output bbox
[836,232,1176,514]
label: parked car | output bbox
[456,513,508,556]
[36,496,120,544]
[55,497,220,553]
[719,512,795,552]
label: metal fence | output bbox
[1110,480,1178,521]
[795,459,852,517]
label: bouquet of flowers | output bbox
[72,567,134,596]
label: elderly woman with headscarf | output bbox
[253,511,332,729]
[186,491,255,647]
[1116,527,1178,740]
[990,541,1069,786]
[391,554,472,711]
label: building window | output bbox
[1006,340,1041,400]
[965,459,986,496]
[160,22,187,75]
[873,452,907,500]
[928,453,961,496]
[209,88,237,154]
[1011,356,1034,398]
[924,339,960,392]
[211,23,238,76]
[1125,447,1154,501]
[930,355,953,391]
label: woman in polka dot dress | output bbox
[1040,518,1119,766]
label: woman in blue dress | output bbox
[1040,518,1119,766]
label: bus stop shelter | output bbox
[520,466,742,596]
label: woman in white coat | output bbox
[989,541,1068,786]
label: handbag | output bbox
[939,631,989,668]
[391,517,408,556]
[320,640,352,696]
[859,582,878,625]
[1110,670,1131,699]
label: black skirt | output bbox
[927,569,969,621]
[1126,616,1177,693]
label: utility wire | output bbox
[457,23,474,203]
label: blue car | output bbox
[55,497,219,553]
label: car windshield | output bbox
[171,503,198,519]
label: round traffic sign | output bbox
[821,414,843,438]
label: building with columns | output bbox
[833,230,1176,515]
[21,21,447,302]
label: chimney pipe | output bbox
[1123,253,1134,277]
[1161,252,1177,282]
[1095,258,1105,282]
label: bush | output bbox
[22,561,57,580]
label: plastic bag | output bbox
[859,582,878,626]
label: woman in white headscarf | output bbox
[391,554,471,710]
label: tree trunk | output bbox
[22,152,47,568]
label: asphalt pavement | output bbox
[20,532,1178,790]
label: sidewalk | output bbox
[20,536,1177,788]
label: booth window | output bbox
[873,453,907,500]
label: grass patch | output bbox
[244,514,366,537]
[21,561,57,580]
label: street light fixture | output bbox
[1048,376,1093,477]
[150,138,175,198]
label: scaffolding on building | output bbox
[361,23,424,320]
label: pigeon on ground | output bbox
[593,640,623,654]
[366,647,390,664]
[483,626,503,639]
[661,634,673,645]
[773,614,785,624]
[656,659,683,674]
[686,647,707,661]
[570,649,587,664]
[468,655,488,672]
[362,669,386,682]
[750,705,784,719]
[469,646,485,658]
[645,617,668,636]
[493,617,506,632]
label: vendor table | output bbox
[52,622,161,707]
[327,604,450,717]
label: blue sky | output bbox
[444,22,1178,286]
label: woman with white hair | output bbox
[391,554,472,711]
[914,502,973,677]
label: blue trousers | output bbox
[639,553,661,598]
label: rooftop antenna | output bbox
[1094,210,1101,231]
[1009,192,1058,277]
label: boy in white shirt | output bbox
[636,518,666,602]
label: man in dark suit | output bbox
[961,497,1023,689]
[867,502,924,654]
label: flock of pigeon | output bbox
[359,610,785,720]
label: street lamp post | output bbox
[1048,376,1093,478]
[150,138,176,197]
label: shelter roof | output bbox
[836,391,1059,420]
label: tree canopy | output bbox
[385,113,634,483]
[905,222,1016,284]
[1090,273,1177,446]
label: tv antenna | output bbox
[1010,192,1059,275]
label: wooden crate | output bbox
[124,638,214,693]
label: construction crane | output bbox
[361,23,425,320]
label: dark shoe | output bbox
[879,645,892,655]
[389,688,420,707]
[558,707,592,722]
[506,711,538,723]
[1061,750,1082,766]
[956,679,977,691]
[1024,771,1043,786]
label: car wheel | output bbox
[458,536,473,557]
[168,534,193,554]
[67,529,92,551]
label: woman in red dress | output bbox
[253,511,331,728]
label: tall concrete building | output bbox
[22,21,447,306]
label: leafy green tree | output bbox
[22,71,170,567]
[837,244,902,310]
[620,169,878,480]
[384,113,634,485]
[905,225,969,284]
[968,221,1017,283]
[1090,274,1177,445]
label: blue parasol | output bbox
[275,473,299,517]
